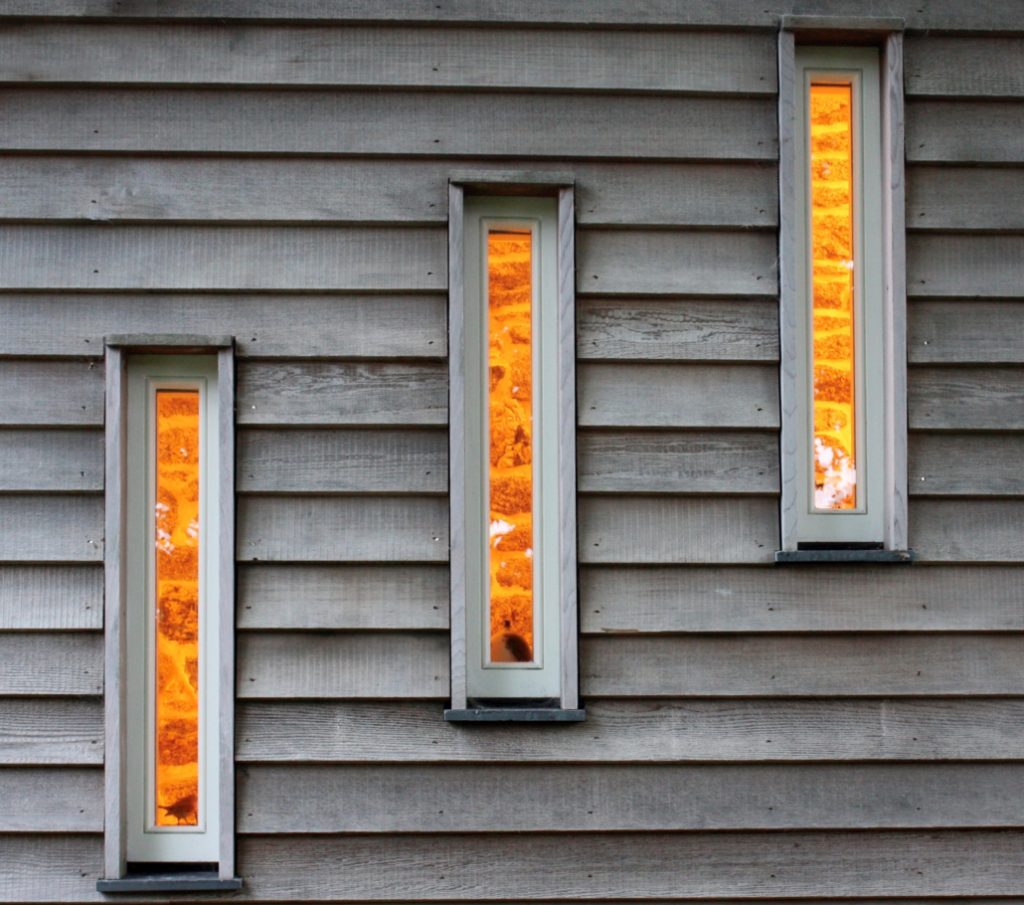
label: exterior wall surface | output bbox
[1,1,1023,901]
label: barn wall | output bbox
[0,1,1022,901]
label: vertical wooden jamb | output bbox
[448,183,468,711]
[777,29,799,552]
[556,186,578,710]
[103,345,127,879]
[882,32,908,551]
[216,344,236,881]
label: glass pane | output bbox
[154,390,200,826]
[810,83,857,510]
[487,230,535,664]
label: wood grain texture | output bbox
[582,634,1024,697]
[238,762,1024,833]
[908,235,1024,298]
[576,298,779,362]
[579,363,778,428]
[0,767,102,831]
[237,361,447,426]
[238,564,448,630]
[911,500,1024,562]
[238,427,447,493]
[0,360,103,425]
[0,699,102,765]
[910,433,1024,495]
[0,293,446,359]
[910,301,1024,363]
[579,496,778,564]
[907,167,1024,230]
[0,429,102,491]
[0,225,445,291]
[908,100,1024,163]
[578,430,779,494]
[0,24,776,94]
[238,496,448,562]
[909,367,1024,429]
[0,89,776,160]
[581,564,1024,633]
[0,496,103,563]
[577,230,778,297]
[0,565,102,630]
[237,698,1024,763]
[0,632,102,695]
[905,36,1024,98]
[237,632,448,699]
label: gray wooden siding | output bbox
[0,5,1022,903]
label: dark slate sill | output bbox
[775,549,914,564]
[445,707,586,722]
[97,873,242,893]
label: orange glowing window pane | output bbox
[154,390,200,827]
[810,83,857,510]
[487,230,535,665]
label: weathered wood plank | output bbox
[578,430,779,494]
[907,167,1024,231]
[0,767,102,831]
[0,89,776,160]
[238,698,1024,763]
[0,293,446,359]
[0,25,776,94]
[0,496,103,563]
[238,496,448,562]
[910,433,1024,496]
[0,699,102,765]
[582,564,1024,633]
[579,363,778,428]
[577,230,778,297]
[0,565,102,630]
[236,361,447,427]
[909,300,1024,364]
[579,497,778,564]
[906,36,1024,98]
[238,564,448,630]
[583,635,1024,697]
[237,632,448,699]
[0,360,103,426]
[0,429,103,491]
[909,367,1024,430]
[908,235,1024,298]
[0,225,445,291]
[0,632,102,695]
[576,298,779,362]
[239,763,1024,833]
[908,100,1024,163]
[911,500,1024,562]
[238,428,447,493]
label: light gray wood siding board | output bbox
[0,25,777,94]
[236,361,447,427]
[0,632,102,695]
[238,763,1024,833]
[237,632,449,699]
[579,363,779,428]
[0,565,103,630]
[0,89,777,160]
[238,428,447,494]
[238,496,449,562]
[910,301,1024,363]
[582,635,1024,697]
[0,496,103,563]
[578,430,779,494]
[238,564,449,630]
[905,36,1024,97]
[909,367,1024,430]
[0,360,103,426]
[0,699,102,765]
[576,298,779,362]
[908,235,1024,298]
[911,500,1024,562]
[237,698,1024,763]
[0,225,446,291]
[907,101,1024,163]
[0,293,447,360]
[0,429,103,491]
[0,767,102,832]
[577,230,778,297]
[579,497,778,564]
[581,564,1024,633]
[907,167,1024,231]
[909,433,1024,495]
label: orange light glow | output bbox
[154,390,200,827]
[487,230,535,664]
[810,83,857,509]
